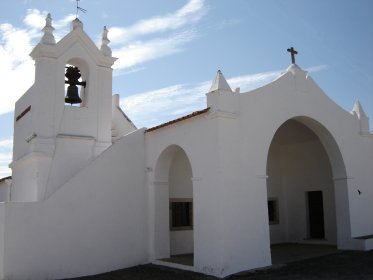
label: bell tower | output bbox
[10,14,117,201]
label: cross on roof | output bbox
[287,47,298,64]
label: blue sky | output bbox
[0,0,372,177]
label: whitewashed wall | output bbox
[146,110,272,277]
[2,60,372,279]
[145,65,373,277]
[0,179,11,202]
[0,129,147,280]
[11,25,115,202]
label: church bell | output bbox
[65,66,86,105]
[65,85,82,104]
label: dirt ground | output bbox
[69,250,373,280]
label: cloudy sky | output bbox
[0,0,372,177]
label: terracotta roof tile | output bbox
[146,107,210,133]
[0,176,11,183]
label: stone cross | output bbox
[287,47,298,64]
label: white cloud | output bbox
[0,1,206,115]
[0,20,35,115]
[0,9,79,116]
[0,138,12,178]
[0,166,12,178]
[306,64,328,73]
[0,139,13,149]
[121,69,283,128]
[228,71,283,92]
[53,14,76,40]
[24,9,46,30]
[109,0,205,45]
[113,30,196,69]
[110,0,206,70]
[0,152,12,163]
[121,65,328,128]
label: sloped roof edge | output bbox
[0,176,11,183]
[146,108,210,133]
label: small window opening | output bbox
[170,199,193,231]
[268,198,279,224]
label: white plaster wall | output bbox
[12,87,34,160]
[266,142,288,244]
[169,150,193,255]
[4,61,372,279]
[146,115,232,276]
[169,150,193,198]
[11,159,40,201]
[346,134,373,238]
[206,99,272,276]
[146,109,272,277]
[0,184,10,202]
[282,141,336,244]
[44,136,95,198]
[2,129,147,280]
[149,65,373,276]
[234,67,373,251]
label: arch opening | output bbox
[265,117,353,262]
[64,58,89,107]
[266,119,338,246]
[153,145,194,266]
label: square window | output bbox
[170,199,193,231]
[268,198,279,225]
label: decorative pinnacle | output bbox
[40,13,55,45]
[352,100,368,119]
[100,26,112,56]
[209,69,232,93]
[71,17,84,31]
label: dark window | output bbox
[170,200,193,230]
[268,198,279,224]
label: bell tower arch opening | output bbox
[64,58,89,107]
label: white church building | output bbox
[0,15,372,279]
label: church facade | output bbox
[0,15,372,280]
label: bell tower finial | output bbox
[71,0,86,30]
[40,13,55,45]
[75,0,87,19]
[100,26,112,56]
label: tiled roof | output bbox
[0,176,11,183]
[146,107,210,133]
